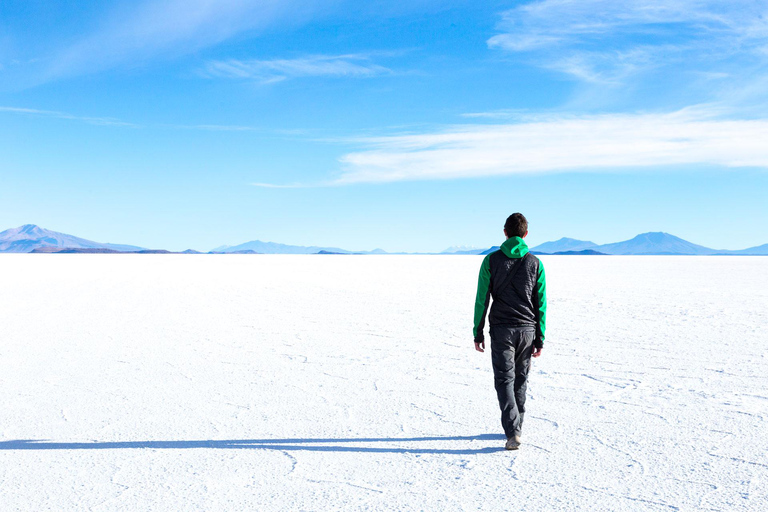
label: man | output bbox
[473,213,546,450]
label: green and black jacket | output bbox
[473,237,547,348]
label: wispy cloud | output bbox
[42,0,337,81]
[461,109,527,119]
[0,106,139,127]
[168,124,257,131]
[203,54,392,83]
[0,106,286,133]
[334,107,768,184]
[487,0,768,83]
[250,182,319,188]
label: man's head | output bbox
[504,213,528,239]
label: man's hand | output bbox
[474,341,485,353]
[532,346,543,358]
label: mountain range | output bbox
[440,245,487,255]
[212,240,387,255]
[1,224,766,255]
[530,232,768,255]
[0,224,143,253]
[532,237,598,253]
[453,232,768,255]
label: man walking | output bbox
[473,213,547,450]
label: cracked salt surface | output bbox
[0,254,766,510]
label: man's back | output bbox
[487,246,542,328]
[474,236,547,350]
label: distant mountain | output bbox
[596,232,717,255]
[527,232,768,256]
[551,249,606,255]
[531,237,598,253]
[479,246,605,256]
[33,248,174,254]
[731,243,768,255]
[215,239,386,255]
[446,248,489,255]
[0,224,144,253]
[32,247,261,254]
[4,224,766,256]
[474,232,768,256]
[441,245,486,255]
[31,247,123,254]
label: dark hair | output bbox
[504,213,528,238]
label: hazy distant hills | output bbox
[477,246,604,256]
[531,237,599,253]
[594,232,716,255]
[0,224,143,253]
[447,232,768,256]
[737,243,768,255]
[441,245,486,255]
[213,239,388,255]
[1,224,766,255]
[531,232,768,255]
[463,240,600,255]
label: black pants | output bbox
[490,325,535,438]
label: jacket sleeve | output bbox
[473,255,492,344]
[534,259,547,348]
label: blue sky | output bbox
[1,0,767,252]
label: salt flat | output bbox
[0,254,766,511]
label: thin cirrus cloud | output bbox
[41,0,338,81]
[0,106,139,127]
[332,107,768,184]
[203,54,392,83]
[0,105,265,132]
[487,0,768,83]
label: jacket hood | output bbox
[500,237,529,259]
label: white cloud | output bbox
[251,182,314,188]
[44,0,338,80]
[461,109,522,119]
[488,0,768,82]
[0,106,139,127]
[0,106,269,132]
[335,107,768,184]
[170,124,256,131]
[204,54,391,82]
